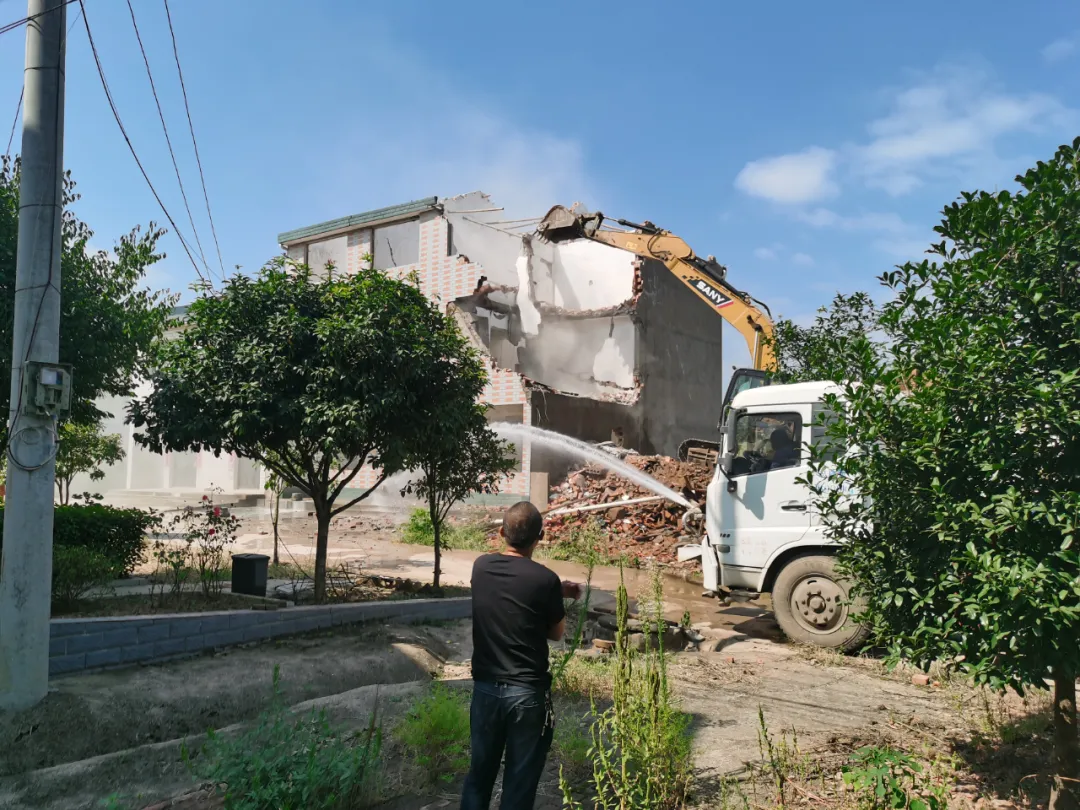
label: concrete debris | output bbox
[540,455,711,567]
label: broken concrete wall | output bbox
[442,193,639,402]
[529,389,647,483]
[634,258,726,457]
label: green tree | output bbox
[402,411,514,590]
[54,421,125,505]
[263,465,286,567]
[767,291,885,384]
[810,140,1080,810]
[0,158,176,425]
[128,258,486,603]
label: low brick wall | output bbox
[49,597,471,676]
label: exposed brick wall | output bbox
[48,598,471,676]
[337,211,533,497]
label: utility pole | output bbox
[0,0,67,711]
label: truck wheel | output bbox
[772,555,869,652]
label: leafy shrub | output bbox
[186,667,382,810]
[398,508,489,551]
[165,491,240,598]
[842,746,947,810]
[561,566,692,810]
[0,504,157,575]
[395,683,471,784]
[52,545,118,609]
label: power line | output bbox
[0,0,77,36]
[4,2,81,158]
[163,0,225,281]
[124,0,212,279]
[77,0,209,286]
[5,87,22,158]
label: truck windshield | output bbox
[731,411,802,476]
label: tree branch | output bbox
[329,456,371,504]
[330,471,389,516]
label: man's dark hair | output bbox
[503,501,543,549]
[770,428,793,448]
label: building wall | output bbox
[634,258,726,457]
[441,194,639,404]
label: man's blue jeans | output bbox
[460,680,554,809]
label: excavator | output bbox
[536,205,776,463]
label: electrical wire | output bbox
[124,0,212,280]
[4,3,81,159]
[0,0,76,36]
[163,0,225,282]
[77,0,209,285]
[4,87,21,158]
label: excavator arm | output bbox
[536,206,776,370]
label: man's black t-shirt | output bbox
[470,553,565,689]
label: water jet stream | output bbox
[491,423,694,510]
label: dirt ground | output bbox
[0,609,1055,810]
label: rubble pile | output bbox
[541,454,711,567]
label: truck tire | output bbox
[771,555,869,652]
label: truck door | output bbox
[707,404,812,590]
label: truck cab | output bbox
[697,379,868,651]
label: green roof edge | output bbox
[277,196,439,244]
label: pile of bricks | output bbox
[541,454,712,567]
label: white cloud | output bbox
[1042,37,1077,63]
[735,64,1077,205]
[318,35,597,221]
[753,246,778,260]
[874,237,932,261]
[795,208,908,234]
[791,252,815,267]
[855,65,1077,195]
[734,146,838,204]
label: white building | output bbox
[81,192,726,504]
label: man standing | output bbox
[460,501,582,809]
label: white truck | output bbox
[682,374,869,651]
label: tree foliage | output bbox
[0,158,177,424]
[402,405,515,589]
[767,291,885,384]
[809,140,1080,808]
[129,258,487,602]
[54,421,125,505]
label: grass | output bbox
[538,519,620,566]
[553,711,594,784]
[54,591,279,617]
[183,666,382,810]
[398,509,492,552]
[394,683,471,786]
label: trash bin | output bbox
[232,553,270,597]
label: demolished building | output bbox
[277,192,728,503]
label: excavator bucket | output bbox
[536,205,587,243]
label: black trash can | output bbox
[232,553,270,597]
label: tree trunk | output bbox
[313,502,330,604]
[271,490,281,567]
[430,501,442,592]
[1051,673,1080,810]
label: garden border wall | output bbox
[48,597,471,676]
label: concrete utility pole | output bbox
[0,0,67,711]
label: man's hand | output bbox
[561,580,583,600]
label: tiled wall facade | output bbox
[338,212,532,496]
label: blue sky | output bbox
[1,0,1078,369]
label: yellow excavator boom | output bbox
[536,206,775,370]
